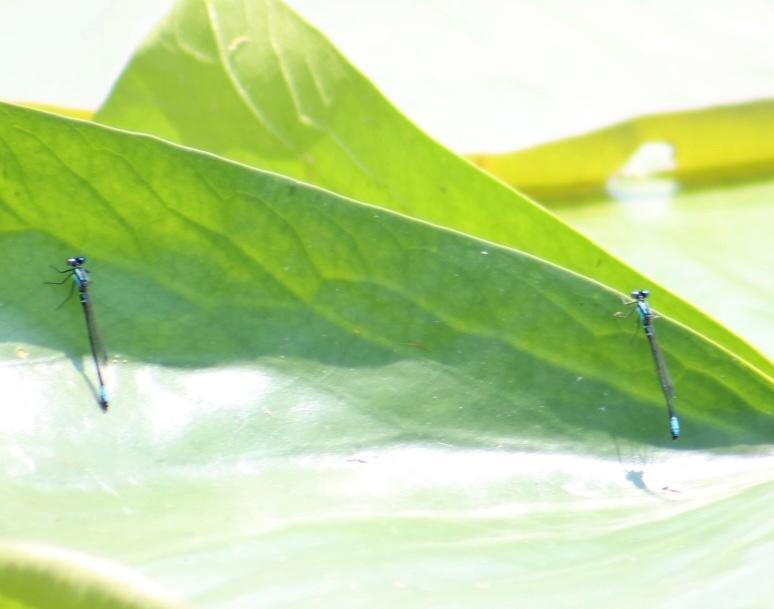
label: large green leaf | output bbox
[2,102,772,606]
[93,0,771,376]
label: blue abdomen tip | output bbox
[669,416,680,440]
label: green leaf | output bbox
[468,99,774,200]
[1,100,771,605]
[93,0,771,376]
[0,543,187,609]
[3,100,770,443]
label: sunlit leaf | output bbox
[19,101,93,121]
[93,0,770,375]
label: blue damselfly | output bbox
[621,290,680,440]
[47,256,109,411]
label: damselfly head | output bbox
[631,289,650,300]
[66,256,87,267]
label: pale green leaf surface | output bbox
[93,0,771,376]
[2,103,772,607]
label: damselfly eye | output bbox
[630,291,639,299]
[75,256,87,265]
[640,289,650,298]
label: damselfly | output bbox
[621,289,680,440]
[47,256,109,411]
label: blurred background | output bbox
[2,0,774,152]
